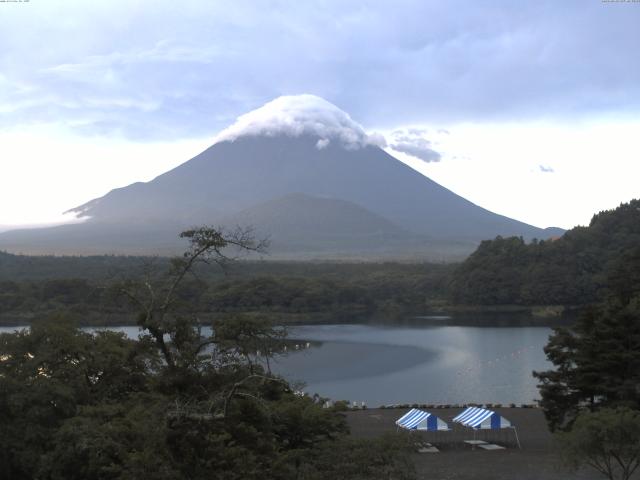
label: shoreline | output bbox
[343,402,540,410]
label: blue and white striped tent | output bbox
[396,408,450,431]
[453,406,521,448]
[453,406,511,430]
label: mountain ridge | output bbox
[0,96,564,259]
[64,135,562,237]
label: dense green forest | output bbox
[0,250,450,283]
[450,200,640,306]
[3,199,639,327]
[0,252,452,326]
[530,240,640,479]
[2,205,640,478]
[0,315,416,479]
[1,227,418,480]
[0,251,154,281]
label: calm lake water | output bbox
[275,324,552,407]
[0,322,553,407]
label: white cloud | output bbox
[388,128,442,163]
[315,138,330,150]
[214,94,386,150]
[43,41,228,78]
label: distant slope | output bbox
[219,192,478,259]
[449,199,640,305]
[66,135,558,241]
[223,193,406,253]
[0,191,475,260]
[226,193,406,236]
[0,222,188,256]
[0,96,563,259]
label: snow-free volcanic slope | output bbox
[0,95,563,258]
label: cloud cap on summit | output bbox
[214,95,386,150]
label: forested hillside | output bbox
[0,255,452,326]
[450,199,640,305]
[7,199,638,321]
[0,251,158,281]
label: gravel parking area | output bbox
[344,408,608,480]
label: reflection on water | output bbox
[271,324,552,407]
[0,323,552,407]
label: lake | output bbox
[0,322,553,407]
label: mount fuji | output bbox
[0,95,563,259]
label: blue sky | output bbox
[1,0,639,230]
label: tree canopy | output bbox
[558,407,640,480]
[0,227,416,480]
[450,199,640,306]
[533,243,640,432]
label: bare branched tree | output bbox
[118,225,268,370]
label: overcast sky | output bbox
[1,0,639,230]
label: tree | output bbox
[558,407,640,480]
[0,227,419,479]
[295,434,416,480]
[534,299,640,431]
[213,314,287,374]
[118,225,268,372]
[449,199,640,307]
[534,245,640,432]
[0,316,154,480]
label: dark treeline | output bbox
[3,199,639,326]
[450,199,640,306]
[0,251,450,282]
[0,257,453,325]
[0,251,158,281]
